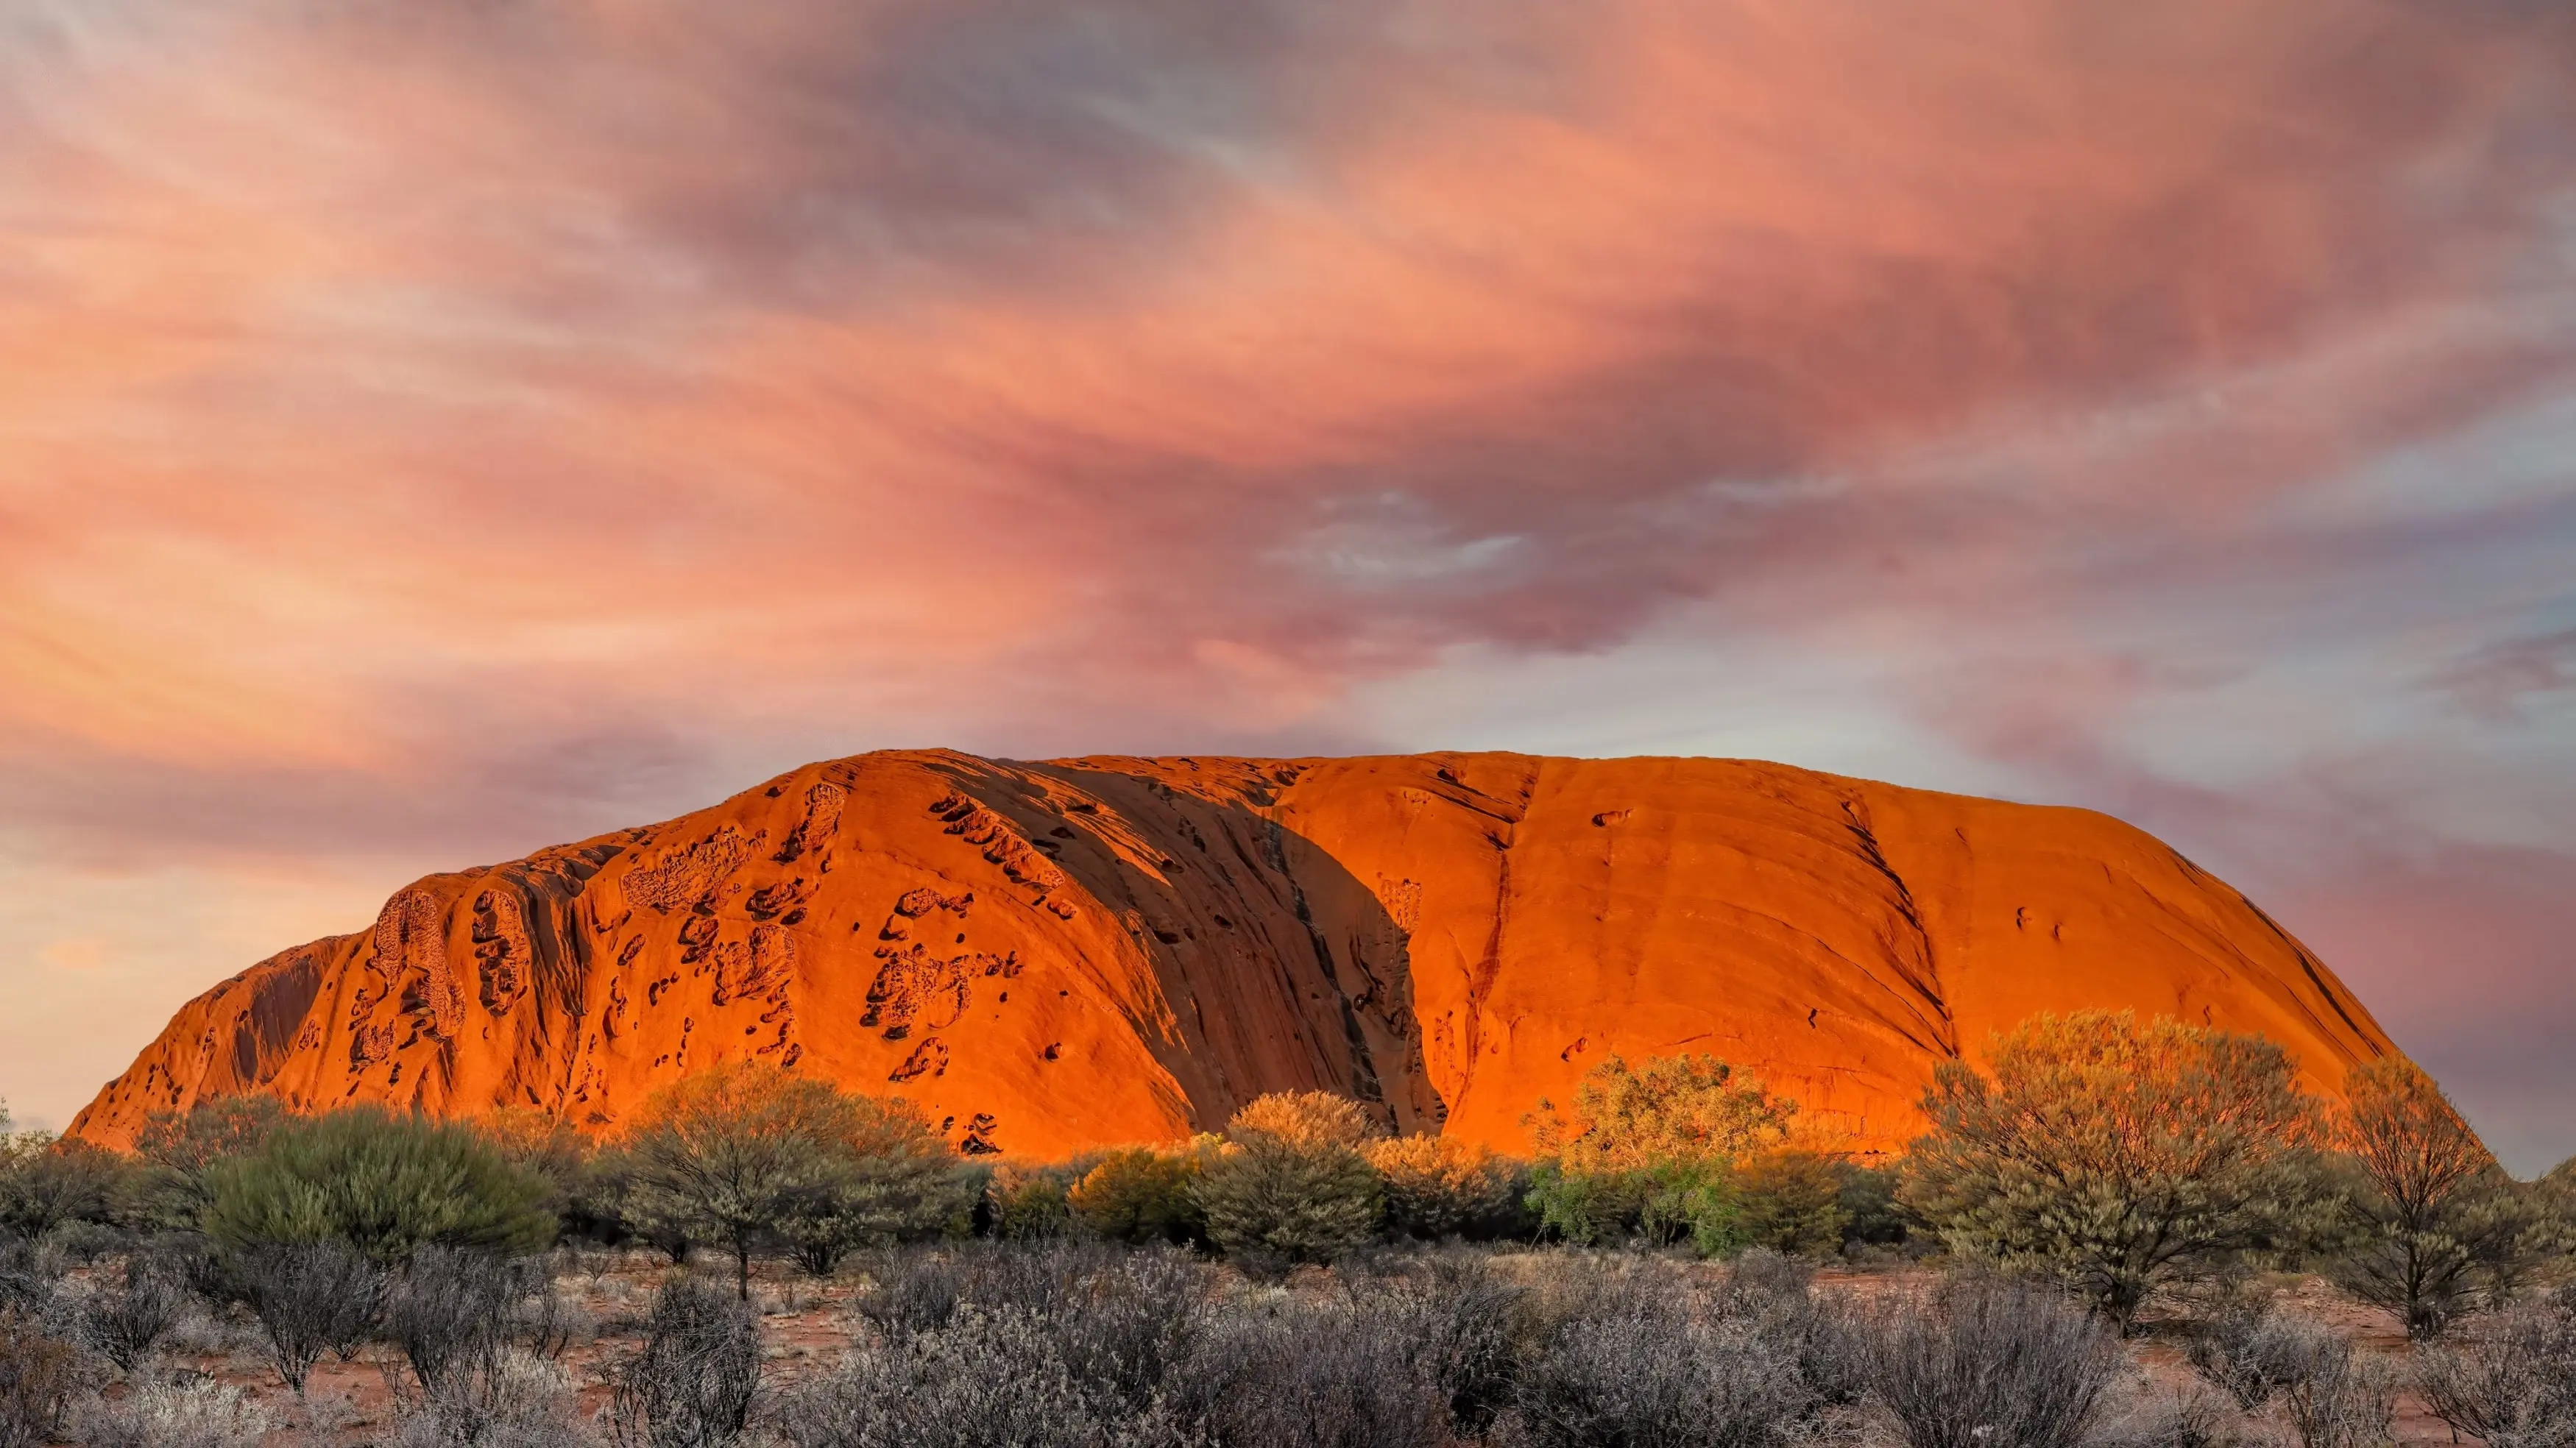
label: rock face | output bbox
[71,751,2400,1158]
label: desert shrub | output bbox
[125,1097,287,1232]
[852,1246,972,1340]
[389,1246,560,1391]
[831,1241,1293,1443]
[2259,1319,2393,1448]
[1524,1054,1794,1254]
[1175,1293,1447,1448]
[855,1238,1113,1337]
[205,1107,556,1263]
[70,1375,272,1448]
[391,1348,599,1448]
[1691,1249,1875,1409]
[774,1305,1114,1448]
[478,1108,613,1243]
[607,1275,761,1448]
[2414,1288,2576,1448]
[2185,1305,2314,1412]
[2321,1057,2530,1338]
[1864,1274,2118,1448]
[986,1163,1077,1240]
[1521,1163,1663,1248]
[232,1239,386,1396]
[0,1241,38,1317]
[854,1238,1209,1416]
[1368,1136,1520,1241]
[1195,1094,1384,1271]
[2090,1385,2239,1448]
[1834,1160,1908,1249]
[0,1135,123,1240]
[2539,1157,2576,1255]
[1227,1093,1384,1151]
[141,1232,233,1307]
[1342,1249,1531,1435]
[37,1221,127,1274]
[1715,1246,1813,1309]
[1067,1146,1209,1245]
[1733,1151,1849,1258]
[1903,1011,2321,1331]
[781,1096,969,1276]
[62,1252,190,1375]
[1030,1246,1208,1412]
[614,1064,964,1296]
[1498,1258,1813,1448]
[0,1312,81,1448]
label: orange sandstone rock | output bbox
[69,752,2399,1159]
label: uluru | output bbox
[70,750,2399,1159]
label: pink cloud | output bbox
[1,0,2572,1152]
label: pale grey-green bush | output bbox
[1864,1276,2117,1448]
[2416,1289,2576,1448]
[71,1377,272,1448]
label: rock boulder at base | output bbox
[70,751,2400,1159]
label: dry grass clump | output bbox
[71,1376,272,1448]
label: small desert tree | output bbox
[774,1093,965,1277]
[127,1096,287,1232]
[1903,1010,2320,1332]
[1524,1053,1794,1252]
[204,1106,556,1262]
[615,1062,959,1296]
[1193,1092,1385,1269]
[2324,1057,2530,1338]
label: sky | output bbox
[1,1,2571,1171]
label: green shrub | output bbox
[0,1132,123,1239]
[1526,1159,1740,1252]
[2539,1157,2576,1261]
[1835,1160,1907,1249]
[1903,1010,2321,1332]
[987,1163,1079,1241]
[1366,1135,1519,1241]
[1522,1054,1794,1253]
[1193,1093,1384,1270]
[1067,1145,1208,1245]
[776,1098,970,1276]
[1228,1093,1384,1151]
[1735,1151,1850,1259]
[202,1106,555,1263]
[614,1062,965,1293]
[473,1107,607,1238]
[125,1097,286,1232]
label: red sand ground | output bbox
[72,751,2399,1157]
